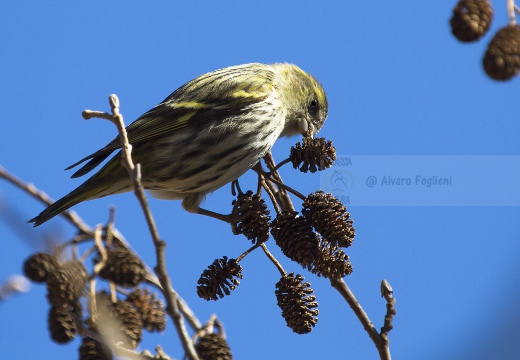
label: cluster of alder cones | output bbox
[24,245,236,360]
[196,137,356,335]
[23,247,168,360]
[450,0,520,80]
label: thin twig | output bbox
[330,278,391,360]
[80,245,97,263]
[91,225,108,280]
[380,279,396,342]
[256,172,263,196]
[0,165,129,253]
[214,317,227,339]
[177,296,203,331]
[270,157,292,172]
[260,176,282,216]
[253,162,282,215]
[260,243,285,276]
[197,314,218,338]
[262,151,295,211]
[256,168,306,202]
[193,314,225,342]
[262,152,286,196]
[84,95,198,360]
[106,207,116,247]
[89,276,98,323]
[236,243,262,263]
[509,0,517,25]
[255,153,305,204]
[0,165,92,234]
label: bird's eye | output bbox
[309,99,319,109]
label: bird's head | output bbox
[274,63,328,138]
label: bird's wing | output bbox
[67,64,275,178]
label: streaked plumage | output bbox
[30,63,328,226]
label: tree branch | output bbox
[0,165,92,234]
[82,94,199,360]
[330,278,392,360]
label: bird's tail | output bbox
[29,182,111,227]
[29,150,131,226]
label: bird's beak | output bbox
[300,118,314,138]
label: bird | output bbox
[30,63,328,226]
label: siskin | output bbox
[30,63,328,226]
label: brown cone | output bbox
[99,248,146,287]
[483,25,520,81]
[78,333,113,360]
[46,260,87,306]
[290,137,337,173]
[275,273,318,334]
[126,288,166,332]
[48,301,81,344]
[24,252,59,283]
[197,257,243,301]
[450,0,493,42]
[231,190,271,244]
[302,191,355,248]
[195,332,233,360]
[271,211,320,269]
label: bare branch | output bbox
[260,243,285,277]
[177,296,203,331]
[254,158,306,204]
[84,95,198,360]
[509,0,517,25]
[262,151,297,211]
[331,278,392,360]
[380,279,396,341]
[0,165,92,234]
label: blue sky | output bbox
[1,2,520,359]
